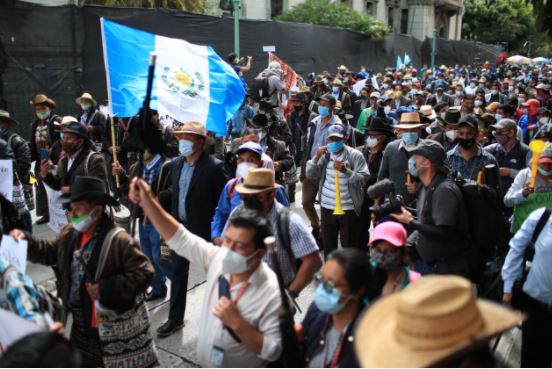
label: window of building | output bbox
[271,0,283,18]
[400,8,408,34]
[365,1,374,15]
[388,7,394,31]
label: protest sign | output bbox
[513,192,552,231]
[0,308,41,353]
[44,184,68,232]
[0,235,27,274]
[0,160,13,201]
[269,52,304,92]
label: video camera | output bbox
[367,179,403,218]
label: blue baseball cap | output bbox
[328,124,346,138]
[236,141,263,157]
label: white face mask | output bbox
[80,103,92,111]
[366,136,379,148]
[384,106,391,114]
[220,247,258,274]
[474,100,482,107]
[445,130,458,141]
[236,162,258,179]
[539,117,549,125]
[71,209,97,233]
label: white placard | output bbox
[44,184,68,232]
[0,160,13,201]
[0,308,42,353]
[262,45,276,53]
[0,235,27,274]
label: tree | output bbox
[79,0,205,13]
[275,0,388,40]
[462,0,538,53]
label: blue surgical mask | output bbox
[314,283,351,314]
[318,106,330,118]
[495,114,503,121]
[408,158,419,177]
[60,132,65,140]
[80,103,92,111]
[332,86,340,93]
[178,139,194,157]
[327,140,344,153]
[0,128,6,136]
[401,132,418,146]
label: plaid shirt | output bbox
[446,144,498,181]
[0,255,47,327]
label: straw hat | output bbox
[54,115,78,129]
[172,120,214,144]
[332,78,343,87]
[395,112,425,129]
[354,275,524,368]
[75,92,97,106]
[419,105,437,120]
[0,110,19,126]
[235,168,278,195]
[30,94,56,108]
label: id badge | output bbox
[211,345,225,367]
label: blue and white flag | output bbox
[396,55,403,71]
[100,18,245,136]
[404,53,412,66]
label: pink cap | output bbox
[369,221,407,247]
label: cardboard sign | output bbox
[262,45,276,53]
[44,184,68,232]
[0,160,13,201]
[513,192,552,231]
[0,235,27,274]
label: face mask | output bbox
[384,106,391,115]
[508,86,514,92]
[220,247,258,274]
[495,114,503,121]
[236,162,258,179]
[470,82,476,88]
[383,84,390,89]
[36,111,50,120]
[478,83,484,88]
[327,141,344,153]
[294,105,303,112]
[60,132,65,140]
[80,103,92,111]
[366,136,379,148]
[445,130,458,141]
[71,210,96,233]
[318,106,330,118]
[243,195,264,212]
[455,90,463,96]
[369,247,402,271]
[408,158,419,177]
[401,132,418,146]
[313,283,350,314]
[495,133,509,145]
[518,98,525,104]
[360,95,368,100]
[492,90,499,95]
[538,166,552,176]
[178,139,194,157]
[457,137,476,149]
[539,117,549,125]
[0,128,6,136]
[332,86,340,93]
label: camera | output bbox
[367,179,403,218]
[239,56,251,66]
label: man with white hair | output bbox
[254,61,285,107]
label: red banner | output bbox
[268,52,304,92]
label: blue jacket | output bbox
[302,303,362,368]
[210,178,290,240]
[518,114,537,136]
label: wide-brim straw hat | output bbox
[235,168,278,195]
[354,275,525,368]
[0,110,19,126]
[30,94,56,109]
[172,120,214,144]
[395,112,426,129]
[75,92,97,106]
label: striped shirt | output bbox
[321,153,354,211]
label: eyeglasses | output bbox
[314,272,349,293]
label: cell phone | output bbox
[39,148,49,161]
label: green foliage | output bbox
[461,0,546,53]
[276,0,389,40]
[79,0,205,12]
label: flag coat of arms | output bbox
[100,18,245,136]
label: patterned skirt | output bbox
[70,307,105,368]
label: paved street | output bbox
[25,181,520,367]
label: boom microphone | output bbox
[367,179,396,200]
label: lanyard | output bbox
[232,281,250,305]
[322,324,349,368]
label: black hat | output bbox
[259,100,276,110]
[441,108,461,125]
[458,115,477,129]
[410,140,448,174]
[293,93,307,103]
[252,113,269,128]
[364,116,395,136]
[61,176,119,207]
[63,122,91,143]
[315,93,337,105]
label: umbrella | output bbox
[532,57,550,64]
[507,55,535,65]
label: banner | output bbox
[0,160,13,201]
[268,52,304,92]
[44,184,68,232]
[513,192,552,231]
[0,235,27,274]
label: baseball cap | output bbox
[316,93,337,105]
[538,142,552,164]
[369,222,407,247]
[458,115,478,129]
[236,141,263,158]
[370,91,381,99]
[327,124,346,139]
[491,119,517,131]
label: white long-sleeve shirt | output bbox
[166,225,283,367]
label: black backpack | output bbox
[248,77,272,102]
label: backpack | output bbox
[248,77,272,102]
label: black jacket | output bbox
[29,114,61,162]
[76,108,106,144]
[1,131,31,184]
[167,152,227,240]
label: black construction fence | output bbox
[0,0,499,139]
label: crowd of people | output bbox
[0,56,551,368]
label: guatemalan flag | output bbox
[100,18,245,136]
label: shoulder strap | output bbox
[83,151,95,176]
[94,227,125,281]
[228,178,239,199]
[276,208,295,272]
[529,207,551,252]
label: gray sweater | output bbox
[306,146,370,215]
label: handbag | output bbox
[94,227,159,368]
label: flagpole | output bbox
[233,0,240,58]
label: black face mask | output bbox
[457,137,476,149]
[294,105,303,112]
[243,196,264,212]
